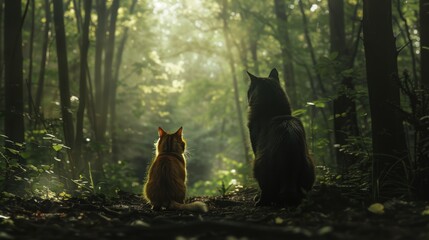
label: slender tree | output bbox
[297,0,333,162]
[234,1,265,75]
[274,0,297,108]
[26,0,35,118]
[74,0,92,172]
[328,0,360,171]
[395,0,418,82]
[90,0,120,181]
[100,0,119,138]
[0,0,3,131]
[421,0,429,88]
[53,0,76,177]
[401,0,429,200]
[363,0,408,199]
[220,0,251,163]
[94,0,106,139]
[111,0,138,163]
[298,0,325,94]
[35,0,51,116]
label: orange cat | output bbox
[143,127,208,212]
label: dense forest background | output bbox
[0,0,428,202]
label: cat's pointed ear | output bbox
[158,127,167,137]
[247,71,258,83]
[269,68,279,81]
[175,127,183,137]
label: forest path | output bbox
[1,186,428,239]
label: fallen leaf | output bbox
[274,217,284,224]
[318,226,333,235]
[130,220,150,227]
[368,203,385,215]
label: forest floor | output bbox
[1,185,429,240]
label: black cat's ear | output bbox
[175,127,183,137]
[247,71,258,83]
[269,68,279,81]
[158,127,167,137]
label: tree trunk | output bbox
[4,0,25,158]
[363,0,408,200]
[411,0,429,200]
[328,0,360,172]
[35,0,51,120]
[53,0,76,177]
[238,3,261,76]
[111,0,138,163]
[100,0,119,138]
[298,0,333,163]
[221,0,251,163]
[88,0,120,180]
[274,0,297,108]
[4,0,25,193]
[74,0,92,173]
[249,38,259,75]
[87,0,108,183]
[233,37,248,71]
[395,0,418,82]
[26,0,35,118]
[421,0,429,88]
[0,0,4,134]
[298,0,325,94]
[94,0,106,139]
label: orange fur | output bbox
[143,127,208,213]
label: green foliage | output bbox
[315,165,339,186]
[0,128,68,197]
[103,161,141,195]
[71,161,141,198]
[336,136,372,159]
[218,180,234,197]
[188,155,252,197]
[71,174,97,196]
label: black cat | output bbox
[247,68,315,207]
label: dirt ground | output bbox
[1,185,428,240]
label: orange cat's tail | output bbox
[169,201,208,213]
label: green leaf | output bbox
[40,165,52,171]
[2,192,15,198]
[315,102,326,108]
[328,52,338,60]
[5,148,19,155]
[52,144,63,152]
[26,164,39,172]
[292,108,307,117]
[59,192,71,199]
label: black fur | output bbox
[247,68,315,207]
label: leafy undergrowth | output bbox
[1,185,428,240]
